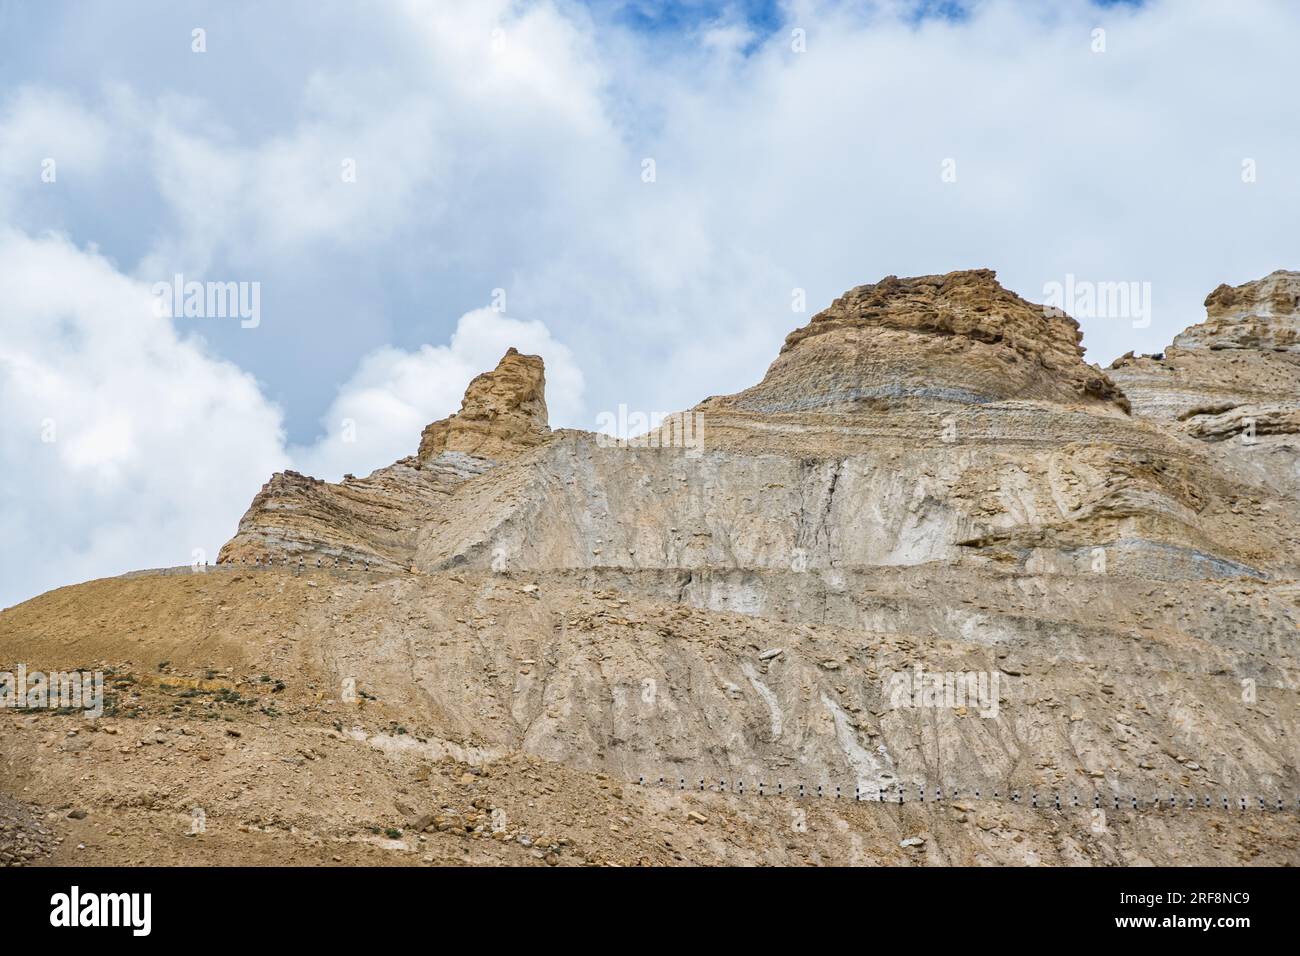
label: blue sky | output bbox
[609,0,785,36]
[1,0,1297,607]
[603,0,1141,33]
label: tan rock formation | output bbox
[216,453,492,570]
[218,348,550,569]
[1188,270,1300,352]
[1107,270,1300,509]
[417,347,550,463]
[725,269,1129,415]
[5,269,1298,868]
[1108,270,1300,423]
[413,271,1296,585]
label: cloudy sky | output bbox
[1,0,1297,608]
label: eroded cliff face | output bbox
[224,267,1300,803]
[215,455,493,571]
[417,347,550,463]
[1191,271,1300,352]
[1108,270,1300,425]
[1106,270,1300,514]
[410,270,1297,587]
[4,269,1298,867]
[217,348,550,570]
[121,268,1300,777]
[738,269,1130,414]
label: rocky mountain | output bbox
[3,269,1297,867]
[1109,270,1300,448]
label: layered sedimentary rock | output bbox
[1106,270,1300,507]
[1108,270,1300,424]
[727,270,1129,415]
[414,270,1297,585]
[1187,271,1300,351]
[220,270,1298,744]
[5,268,1298,867]
[218,348,549,569]
[417,347,550,463]
[216,453,492,570]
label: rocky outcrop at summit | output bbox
[1185,270,1300,352]
[1103,271,1300,522]
[218,348,547,569]
[1108,270,1300,424]
[721,270,1130,416]
[417,348,550,464]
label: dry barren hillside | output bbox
[3,269,1298,866]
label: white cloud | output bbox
[2,0,1300,606]
[0,227,582,608]
[136,89,444,277]
[0,88,111,219]
[0,227,289,608]
[129,0,619,277]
